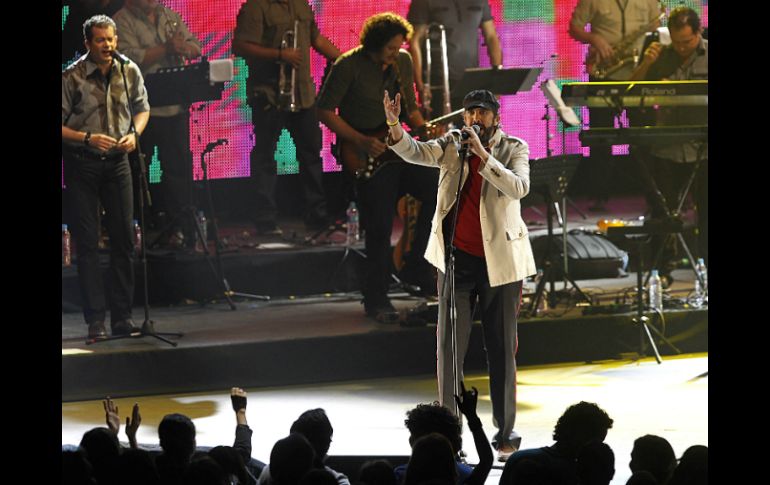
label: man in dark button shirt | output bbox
[631,6,708,277]
[233,0,341,236]
[407,0,502,116]
[62,15,150,339]
[317,12,438,323]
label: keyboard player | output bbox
[630,6,708,284]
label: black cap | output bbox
[463,90,500,113]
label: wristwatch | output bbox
[84,131,92,146]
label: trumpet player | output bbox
[569,0,661,211]
[114,0,201,248]
[233,0,341,237]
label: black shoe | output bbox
[364,300,400,324]
[87,321,107,340]
[111,319,140,336]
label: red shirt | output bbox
[452,154,485,257]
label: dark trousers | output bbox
[644,156,709,268]
[64,152,135,324]
[437,248,523,444]
[140,112,192,223]
[357,163,438,304]
[249,103,327,226]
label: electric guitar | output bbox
[338,108,463,180]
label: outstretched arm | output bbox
[455,382,493,485]
[231,387,253,465]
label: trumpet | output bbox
[424,23,451,116]
[278,20,299,112]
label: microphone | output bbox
[458,125,480,160]
[461,124,481,140]
[112,51,130,65]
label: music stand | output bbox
[454,67,542,97]
[144,58,228,107]
[526,154,586,316]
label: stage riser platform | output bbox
[62,245,366,310]
[62,309,707,402]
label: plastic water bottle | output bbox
[692,258,708,308]
[196,211,208,252]
[62,224,71,267]
[346,202,359,246]
[648,269,663,312]
[133,219,142,255]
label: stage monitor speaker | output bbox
[531,229,627,280]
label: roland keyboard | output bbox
[561,80,708,107]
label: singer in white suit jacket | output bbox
[384,89,536,460]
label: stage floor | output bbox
[62,353,708,485]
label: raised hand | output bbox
[383,90,401,125]
[453,381,480,419]
[231,387,248,426]
[103,397,120,435]
[231,387,247,413]
[125,403,141,448]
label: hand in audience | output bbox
[231,387,248,426]
[454,381,480,420]
[103,397,120,435]
[126,403,141,449]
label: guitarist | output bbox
[317,12,438,323]
[569,0,662,211]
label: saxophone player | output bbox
[568,0,661,210]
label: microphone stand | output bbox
[88,57,182,346]
[198,139,269,305]
[443,129,474,416]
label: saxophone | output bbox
[586,7,665,80]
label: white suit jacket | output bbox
[389,127,537,286]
